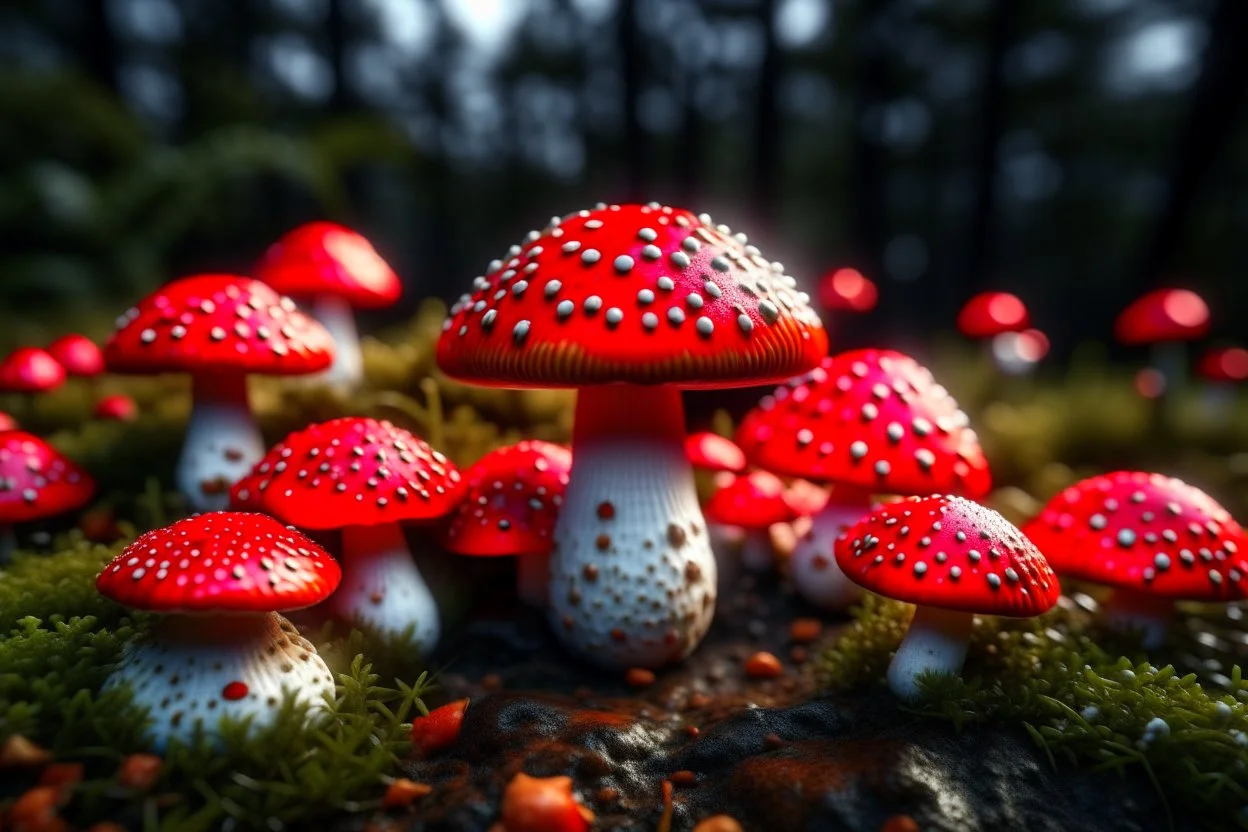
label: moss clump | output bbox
[1,545,434,830]
[815,598,1248,830]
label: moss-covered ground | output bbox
[2,299,1248,829]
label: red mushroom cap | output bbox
[1196,346,1248,384]
[230,417,463,530]
[435,203,827,389]
[836,494,1060,616]
[818,267,878,313]
[0,432,95,524]
[684,432,747,474]
[1114,288,1209,345]
[703,470,798,529]
[104,275,334,376]
[1022,471,1248,600]
[735,349,991,499]
[46,334,105,377]
[96,511,341,613]
[956,292,1029,339]
[0,348,66,393]
[254,222,402,309]
[439,440,572,556]
[94,393,139,422]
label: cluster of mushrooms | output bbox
[2,202,1246,755]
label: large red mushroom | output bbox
[254,222,402,386]
[231,417,462,649]
[435,202,827,668]
[0,431,95,563]
[96,512,340,750]
[439,439,571,607]
[837,494,1060,699]
[104,275,334,511]
[736,349,991,611]
[1023,471,1248,648]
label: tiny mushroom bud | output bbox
[254,222,402,386]
[95,512,342,751]
[231,417,463,650]
[837,495,1059,700]
[1023,471,1248,648]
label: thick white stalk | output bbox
[790,501,871,610]
[888,605,974,700]
[177,375,265,512]
[1101,588,1173,650]
[314,295,364,386]
[329,523,440,654]
[105,612,334,752]
[548,385,716,669]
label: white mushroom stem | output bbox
[548,385,717,669]
[887,605,974,700]
[104,612,335,752]
[1101,588,1174,650]
[790,497,873,610]
[313,295,364,387]
[327,523,440,654]
[516,552,550,608]
[177,374,266,513]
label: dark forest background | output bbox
[1,0,1246,360]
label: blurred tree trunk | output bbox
[965,0,1017,296]
[1132,0,1248,290]
[326,0,357,114]
[81,0,120,94]
[750,0,780,234]
[617,0,646,201]
[848,0,889,285]
[677,91,703,206]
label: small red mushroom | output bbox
[1114,288,1209,396]
[736,349,990,610]
[837,494,1059,699]
[956,292,1029,339]
[439,440,571,607]
[254,222,402,386]
[990,328,1049,376]
[1195,346,1247,420]
[684,432,747,474]
[497,772,593,832]
[1022,471,1248,648]
[93,393,138,422]
[703,470,798,573]
[104,275,334,511]
[231,417,462,648]
[0,347,66,402]
[410,699,468,757]
[0,432,95,564]
[46,334,105,379]
[435,203,827,669]
[95,511,341,750]
[818,267,878,314]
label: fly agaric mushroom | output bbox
[104,275,334,512]
[837,494,1059,699]
[254,222,401,386]
[439,440,571,607]
[684,432,747,475]
[736,349,991,611]
[956,292,1029,339]
[96,511,340,750]
[1022,471,1248,648]
[0,431,95,563]
[46,334,105,379]
[94,393,139,422]
[435,202,827,669]
[818,267,878,314]
[1114,288,1209,397]
[0,347,66,404]
[703,470,798,573]
[231,417,461,650]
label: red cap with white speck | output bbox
[735,349,991,499]
[104,275,334,376]
[1022,471,1248,600]
[702,470,798,530]
[0,348,66,394]
[254,222,402,309]
[435,203,827,389]
[230,417,464,529]
[0,431,95,524]
[96,511,341,613]
[836,494,1060,616]
[440,439,571,556]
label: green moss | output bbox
[1,546,434,830]
[814,598,1248,830]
